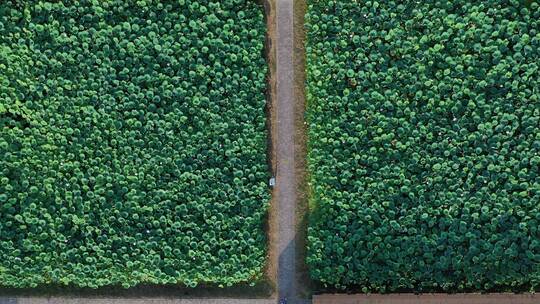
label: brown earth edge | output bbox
[313,293,540,304]
[263,0,279,297]
[292,0,312,300]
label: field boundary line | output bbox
[0,298,275,304]
[313,293,540,304]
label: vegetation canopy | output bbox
[0,0,269,288]
[306,0,540,292]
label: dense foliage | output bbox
[0,0,269,288]
[306,0,540,292]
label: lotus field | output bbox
[306,0,540,292]
[0,0,269,288]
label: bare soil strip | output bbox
[264,0,279,296]
[313,294,540,304]
[292,0,311,300]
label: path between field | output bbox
[276,0,310,303]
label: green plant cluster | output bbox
[0,0,269,288]
[306,0,540,292]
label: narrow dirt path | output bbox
[275,0,310,303]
